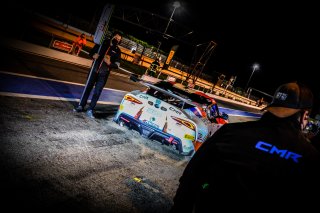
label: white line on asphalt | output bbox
[0,92,120,105]
[0,71,128,93]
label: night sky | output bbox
[4,0,320,112]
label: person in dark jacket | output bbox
[73,31,122,118]
[170,82,320,212]
[311,131,320,151]
[147,58,160,77]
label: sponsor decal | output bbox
[169,107,182,115]
[155,99,161,108]
[142,120,160,129]
[148,101,153,106]
[139,94,149,100]
[119,104,124,111]
[184,134,195,140]
[146,108,162,117]
[160,106,167,111]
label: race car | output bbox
[113,81,228,156]
[149,80,229,150]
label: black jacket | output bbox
[89,37,121,70]
[170,112,320,212]
[311,132,320,151]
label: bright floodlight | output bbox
[173,1,181,8]
[245,62,260,91]
[253,63,260,70]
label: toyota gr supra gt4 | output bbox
[113,82,228,156]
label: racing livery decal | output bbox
[124,95,142,104]
[162,116,168,133]
[134,106,144,119]
[171,116,196,131]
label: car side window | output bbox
[183,103,195,109]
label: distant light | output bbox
[245,62,260,91]
[253,63,260,70]
[173,1,181,8]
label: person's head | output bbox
[80,33,85,39]
[111,31,122,46]
[265,82,313,131]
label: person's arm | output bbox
[107,47,121,69]
[89,44,100,59]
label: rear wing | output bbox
[140,82,201,110]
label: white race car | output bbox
[113,82,228,156]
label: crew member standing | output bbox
[73,31,122,118]
[70,33,87,56]
[148,58,160,77]
[170,82,320,212]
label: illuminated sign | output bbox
[163,45,179,69]
[165,50,175,65]
[52,40,72,52]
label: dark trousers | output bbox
[79,62,110,110]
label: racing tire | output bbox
[118,119,133,131]
[119,120,125,127]
[161,139,166,145]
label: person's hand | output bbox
[104,55,111,65]
[92,53,99,59]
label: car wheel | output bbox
[119,120,125,127]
